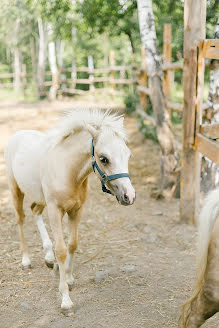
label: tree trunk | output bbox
[56,40,66,92]
[13,47,21,92]
[180,0,206,223]
[48,24,58,101]
[137,0,177,199]
[56,40,64,69]
[201,18,219,193]
[13,19,21,93]
[88,55,95,93]
[71,27,77,89]
[30,36,37,86]
[37,17,47,98]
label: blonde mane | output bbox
[47,108,127,146]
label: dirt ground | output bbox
[0,98,218,328]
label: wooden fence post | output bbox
[110,50,115,91]
[180,0,206,224]
[22,64,27,96]
[71,58,77,89]
[163,24,172,118]
[88,55,95,93]
[139,45,147,110]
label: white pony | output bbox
[5,109,135,315]
[179,189,219,327]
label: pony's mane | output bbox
[48,108,127,146]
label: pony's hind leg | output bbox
[185,287,218,327]
[10,179,31,269]
[36,214,55,268]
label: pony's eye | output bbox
[100,156,109,165]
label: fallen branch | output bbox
[101,218,125,234]
[81,244,105,264]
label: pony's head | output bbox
[91,120,136,206]
[51,108,136,205]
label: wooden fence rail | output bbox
[180,38,219,223]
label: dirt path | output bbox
[0,100,218,328]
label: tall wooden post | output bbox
[139,45,147,110]
[71,60,77,89]
[22,64,27,97]
[110,50,115,91]
[163,24,172,118]
[180,0,206,224]
[88,55,94,93]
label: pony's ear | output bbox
[86,124,98,141]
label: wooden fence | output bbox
[0,23,200,109]
[136,24,211,121]
[0,50,134,97]
[180,39,219,223]
[0,24,185,102]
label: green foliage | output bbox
[0,0,217,121]
[137,114,158,143]
[124,90,139,114]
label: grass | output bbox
[0,85,38,103]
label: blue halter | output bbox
[91,139,130,195]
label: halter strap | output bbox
[91,139,130,195]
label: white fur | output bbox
[36,215,55,263]
[5,108,135,313]
[196,188,219,283]
[48,108,127,148]
[22,253,31,267]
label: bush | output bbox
[124,90,139,114]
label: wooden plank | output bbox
[137,85,151,95]
[0,83,14,88]
[62,88,87,95]
[93,77,109,83]
[196,133,219,165]
[43,81,53,86]
[180,0,206,224]
[203,39,219,59]
[0,73,14,78]
[200,123,219,139]
[163,61,184,71]
[109,79,134,84]
[167,101,183,111]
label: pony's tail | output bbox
[179,188,219,327]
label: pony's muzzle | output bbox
[112,179,136,206]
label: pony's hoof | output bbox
[22,264,31,270]
[61,307,74,317]
[45,260,54,269]
[68,283,74,291]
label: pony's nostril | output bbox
[124,193,129,203]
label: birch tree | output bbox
[48,23,58,100]
[137,0,177,199]
[13,19,21,92]
[38,17,47,98]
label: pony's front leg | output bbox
[47,203,73,315]
[65,208,82,290]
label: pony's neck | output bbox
[61,130,94,186]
